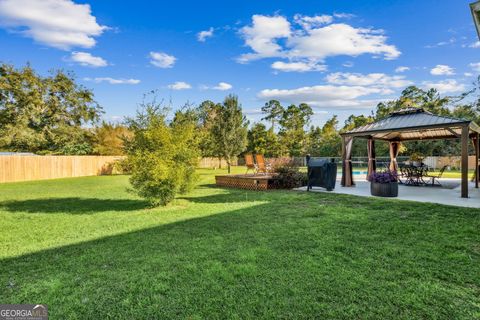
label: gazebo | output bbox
[340,108,480,198]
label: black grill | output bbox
[306,156,337,191]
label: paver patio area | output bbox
[299,177,480,208]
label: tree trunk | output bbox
[227,157,231,174]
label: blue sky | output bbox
[0,0,479,127]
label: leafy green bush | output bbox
[125,99,199,206]
[273,159,307,189]
[112,158,132,174]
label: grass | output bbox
[0,168,479,319]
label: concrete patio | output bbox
[298,177,480,208]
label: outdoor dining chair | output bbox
[425,165,448,186]
[398,163,407,184]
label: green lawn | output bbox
[0,168,479,319]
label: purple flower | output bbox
[368,170,398,184]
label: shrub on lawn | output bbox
[112,158,132,174]
[125,98,199,206]
[273,159,307,189]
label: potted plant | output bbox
[369,170,398,197]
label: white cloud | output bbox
[238,14,400,70]
[288,24,400,60]
[430,64,455,76]
[167,81,191,90]
[422,79,465,93]
[333,13,355,19]
[271,61,327,72]
[149,51,176,68]
[425,37,456,48]
[257,71,413,110]
[213,82,232,90]
[70,52,107,67]
[342,61,354,68]
[201,82,233,90]
[464,72,474,77]
[395,66,409,73]
[325,72,412,88]
[293,14,333,29]
[197,27,214,42]
[238,15,291,63]
[469,41,480,48]
[470,62,480,72]
[84,77,140,85]
[109,115,123,122]
[0,0,107,50]
[258,84,389,109]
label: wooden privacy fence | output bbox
[0,155,241,183]
[0,155,124,183]
[423,156,477,170]
[197,157,237,169]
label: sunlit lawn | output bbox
[0,168,479,319]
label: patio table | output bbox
[399,164,429,186]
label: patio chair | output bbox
[425,165,447,186]
[254,154,272,174]
[398,163,407,184]
[244,153,256,174]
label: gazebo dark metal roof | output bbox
[340,107,480,198]
[342,108,480,141]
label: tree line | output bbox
[248,84,480,159]
[2,63,480,162]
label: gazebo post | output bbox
[388,141,400,172]
[367,137,376,180]
[461,125,469,198]
[341,135,354,187]
[341,136,346,186]
[476,132,479,188]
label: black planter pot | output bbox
[370,181,398,197]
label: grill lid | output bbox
[307,158,329,167]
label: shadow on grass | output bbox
[0,197,149,214]
[179,189,276,204]
[182,184,294,204]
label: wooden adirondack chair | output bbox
[244,154,256,174]
[254,154,271,174]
